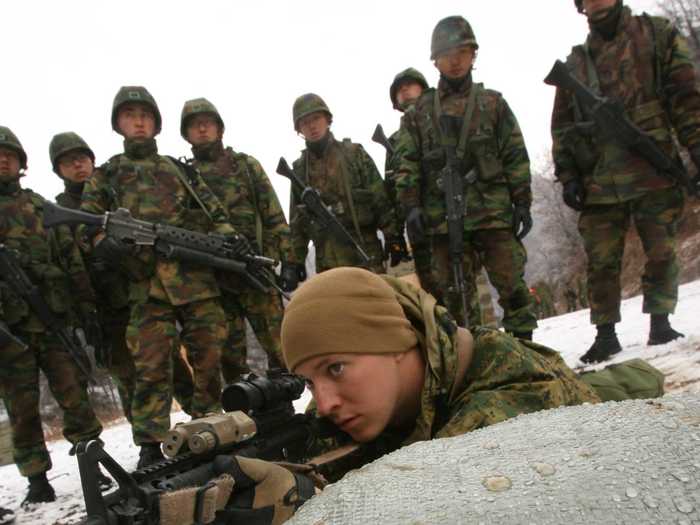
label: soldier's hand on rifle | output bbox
[93,235,132,259]
[385,235,409,267]
[562,180,585,211]
[216,456,317,525]
[226,234,252,258]
[80,304,103,354]
[511,204,532,240]
[406,207,427,244]
[279,262,306,292]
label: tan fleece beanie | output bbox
[282,267,419,371]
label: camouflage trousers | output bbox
[126,297,227,445]
[0,330,102,477]
[219,290,285,384]
[578,186,684,325]
[432,229,537,333]
[103,307,194,422]
[315,228,386,274]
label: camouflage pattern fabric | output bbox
[0,181,101,477]
[395,76,536,333]
[80,138,232,444]
[290,133,398,273]
[307,276,598,482]
[188,141,289,377]
[578,186,684,325]
[126,298,226,444]
[551,7,700,204]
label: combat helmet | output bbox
[49,132,95,174]
[180,97,225,140]
[431,16,479,60]
[292,93,332,132]
[111,86,162,135]
[390,68,428,110]
[0,126,27,170]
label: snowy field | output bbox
[1,280,698,524]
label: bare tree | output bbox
[658,0,700,58]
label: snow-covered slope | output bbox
[1,280,697,524]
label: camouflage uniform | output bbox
[0,127,103,477]
[551,5,700,326]
[308,276,598,482]
[181,98,290,380]
[290,94,399,274]
[50,132,194,421]
[80,87,234,445]
[395,19,537,334]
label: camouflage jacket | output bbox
[0,180,96,331]
[395,75,532,233]
[309,277,598,481]
[551,7,700,204]
[290,133,399,264]
[189,141,292,263]
[55,181,130,311]
[79,139,235,306]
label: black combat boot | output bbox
[0,506,15,524]
[21,473,56,507]
[511,331,533,341]
[580,323,622,364]
[648,314,684,345]
[137,443,164,469]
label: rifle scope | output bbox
[221,369,306,414]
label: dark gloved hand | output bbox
[562,179,585,211]
[93,235,132,259]
[405,207,427,245]
[511,204,533,240]
[214,455,317,525]
[227,234,252,258]
[384,235,409,267]
[80,305,105,365]
[279,262,306,292]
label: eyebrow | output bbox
[306,356,336,375]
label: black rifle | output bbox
[0,244,96,382]
[371,124,395,157]
[0,321,28,350]
[42,202,290,301]
[544,59,699,197]
[77,371,343,525]
[276,157,370,264]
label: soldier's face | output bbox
[58,151,94,183]
[435,46,476,80]
[396,81,424,108]
[296,352,406,442]
[117,103,157,140]
[298,112,330,143]
[186,114,222,146]
[0,147,21,178]
[582,0,617,19]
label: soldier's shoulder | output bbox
[96,154,124,176]
[21,187,45,202]
[637,11,675,38]
[412,88,437,112]
[227,148,263,170]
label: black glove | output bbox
[512,204,533,240]
[385,235,410,267]
[405,207,427,245]
[213,455,317,525]
[227,234,252,258]
[80,305,105,366]
[279,262,306,292]
[93,235,132,259]
[562,179,585,211]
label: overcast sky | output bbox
[4,0,659,212]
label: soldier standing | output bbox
[550,0,700,362]
[49,132,195,421]
[79,87,236,467]
[289,93,405,274]
[180,98,289,380]
[395,16,537,338]
[0,126,110,504]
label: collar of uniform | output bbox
[587,3,629,46]
[437,72,473,99]
[0,178,22,195]
[191,139,225,162]
[123,137,158,160]
[306,131,335,159]
[63,180,84,196]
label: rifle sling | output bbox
[337,140,365,249]
[163,157,215,225]
[432,83,481,162]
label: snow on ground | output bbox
[0,281,697,524]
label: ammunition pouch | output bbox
[470,131,504,183]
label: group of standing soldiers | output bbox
[1,0,699,519]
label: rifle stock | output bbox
[545,59,698,197]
